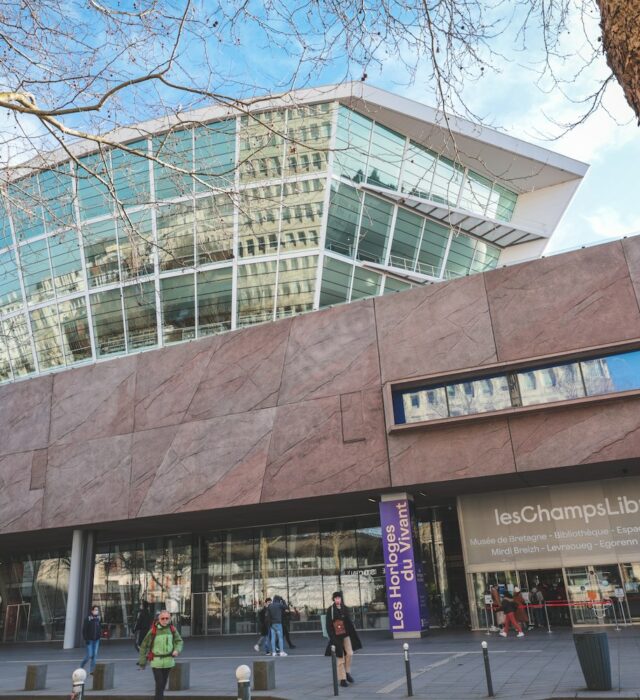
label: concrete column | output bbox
[64,530,95,649]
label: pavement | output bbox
[2,627,640,699]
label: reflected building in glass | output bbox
[0,83,578,384]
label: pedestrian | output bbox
[80,605,102,673]
[134,601,153,651]
[499,592,524,638]
[530,586,546,628]
[254,598,272,655]
[282,600,296,649]
[490,584,503,632]
[137,610,184,700]
[513,587,531,630]
[324,591,362,688]
[267,595,287,656]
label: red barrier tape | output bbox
[486,600,613,609]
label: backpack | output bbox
[146,622,177,661]
[529,590,539,605]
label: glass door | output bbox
[620,563,640,621]
[565,564,620,625]
[3,603,30,642]
[190,591,222,636]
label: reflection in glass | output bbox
[59,297,91,364]
[157,201,194,270]
[196,194,234,263]
[76,152,112,220]
[2,314,35,376]
[161,274,195,343]
[237,260,276,326]
[40,166,74,232]
[49,232,84,296]
[581,351,640,396]
[402,386,448,423]
[153,129,193,201]
[333,106,371,183]
[287,522,323,631]
[197,267,232,335]
[401,141,437,198]
[111,140,150,206]
[367,122,405,190]
[84,219,120,287]
[325,182,361,257]
[238,185,281,259]
[280,179,324,253]
[276,255,317,318]
[239,110,286,184]
[517,363,584,406]
[194,119,236,192]
[356,519,388,630]
[118,210,154,280]
[21,238,53,303]
[91,288,126,356]
[351,266,381,300]
[447,376,512,416]
[123,281,157,350]
[8,176,44,240]
[0,251,22,315]
[30,304,63,369]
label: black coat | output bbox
[82,615,102,642]
[324,604,362,658]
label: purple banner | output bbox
[379,497,429,635]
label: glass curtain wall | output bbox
[0,549,70,642]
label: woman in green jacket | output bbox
[137,611,184,700]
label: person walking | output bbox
[137,610,184,700]
[499,592,524,638]
[254,599,272,655]
[282,600,296,649]
[134,601,153,651]
[80,605,102,673]
[267,595,287,656]
[324,591,362,688]
[513,587,531,630]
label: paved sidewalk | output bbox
[2,628,640,698]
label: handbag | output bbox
[332,618,346,636]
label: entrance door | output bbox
[565,564,620,625]
[190,591,222,636]
[620,563,640,621]
[518,569,570,627]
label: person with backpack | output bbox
[137,610,184,700]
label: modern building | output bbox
[6,84,640,646]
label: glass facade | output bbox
[394,348,640,425]
[0,101,514,384]
[0,509,459,643]
[0,549,70,642]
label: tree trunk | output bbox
[597,0,640,123]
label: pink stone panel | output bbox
[0,451,43,533]
[30,449,48,490]
[43,434,132,528]
[135,408,276,517]
[186,318,292,422]
[485,242,640,362]
[261,389,390,502]
[129,425,180,517]
[510,397,640,472]
[49,356,137,445]
[278,301,381,405]
[622,235,640,312]
[388,419,516,487]
[375,275,497,384]
[134,337,217,431]
[340,391,365,443]
[0,374,52,456]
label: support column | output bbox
[379,493,430,639]
[64,530,95,649]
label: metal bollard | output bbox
[481,641,494,698]
[71,668,86,700]
[236,664,251,700]
[330,644,339,696]
[403,643,414,697]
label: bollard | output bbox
[403,643,414,697]
[330,644,339,696]
[71,668,87,700]
[236,664,251,700]
[481,641,494,698]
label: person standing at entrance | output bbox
[325,592,362,687]
[80,605,102,673]
[137,610,184,700]
[499,593,524,638]
[134,601,153,651]
[267,595,287,656]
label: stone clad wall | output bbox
[3,238,640,536]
